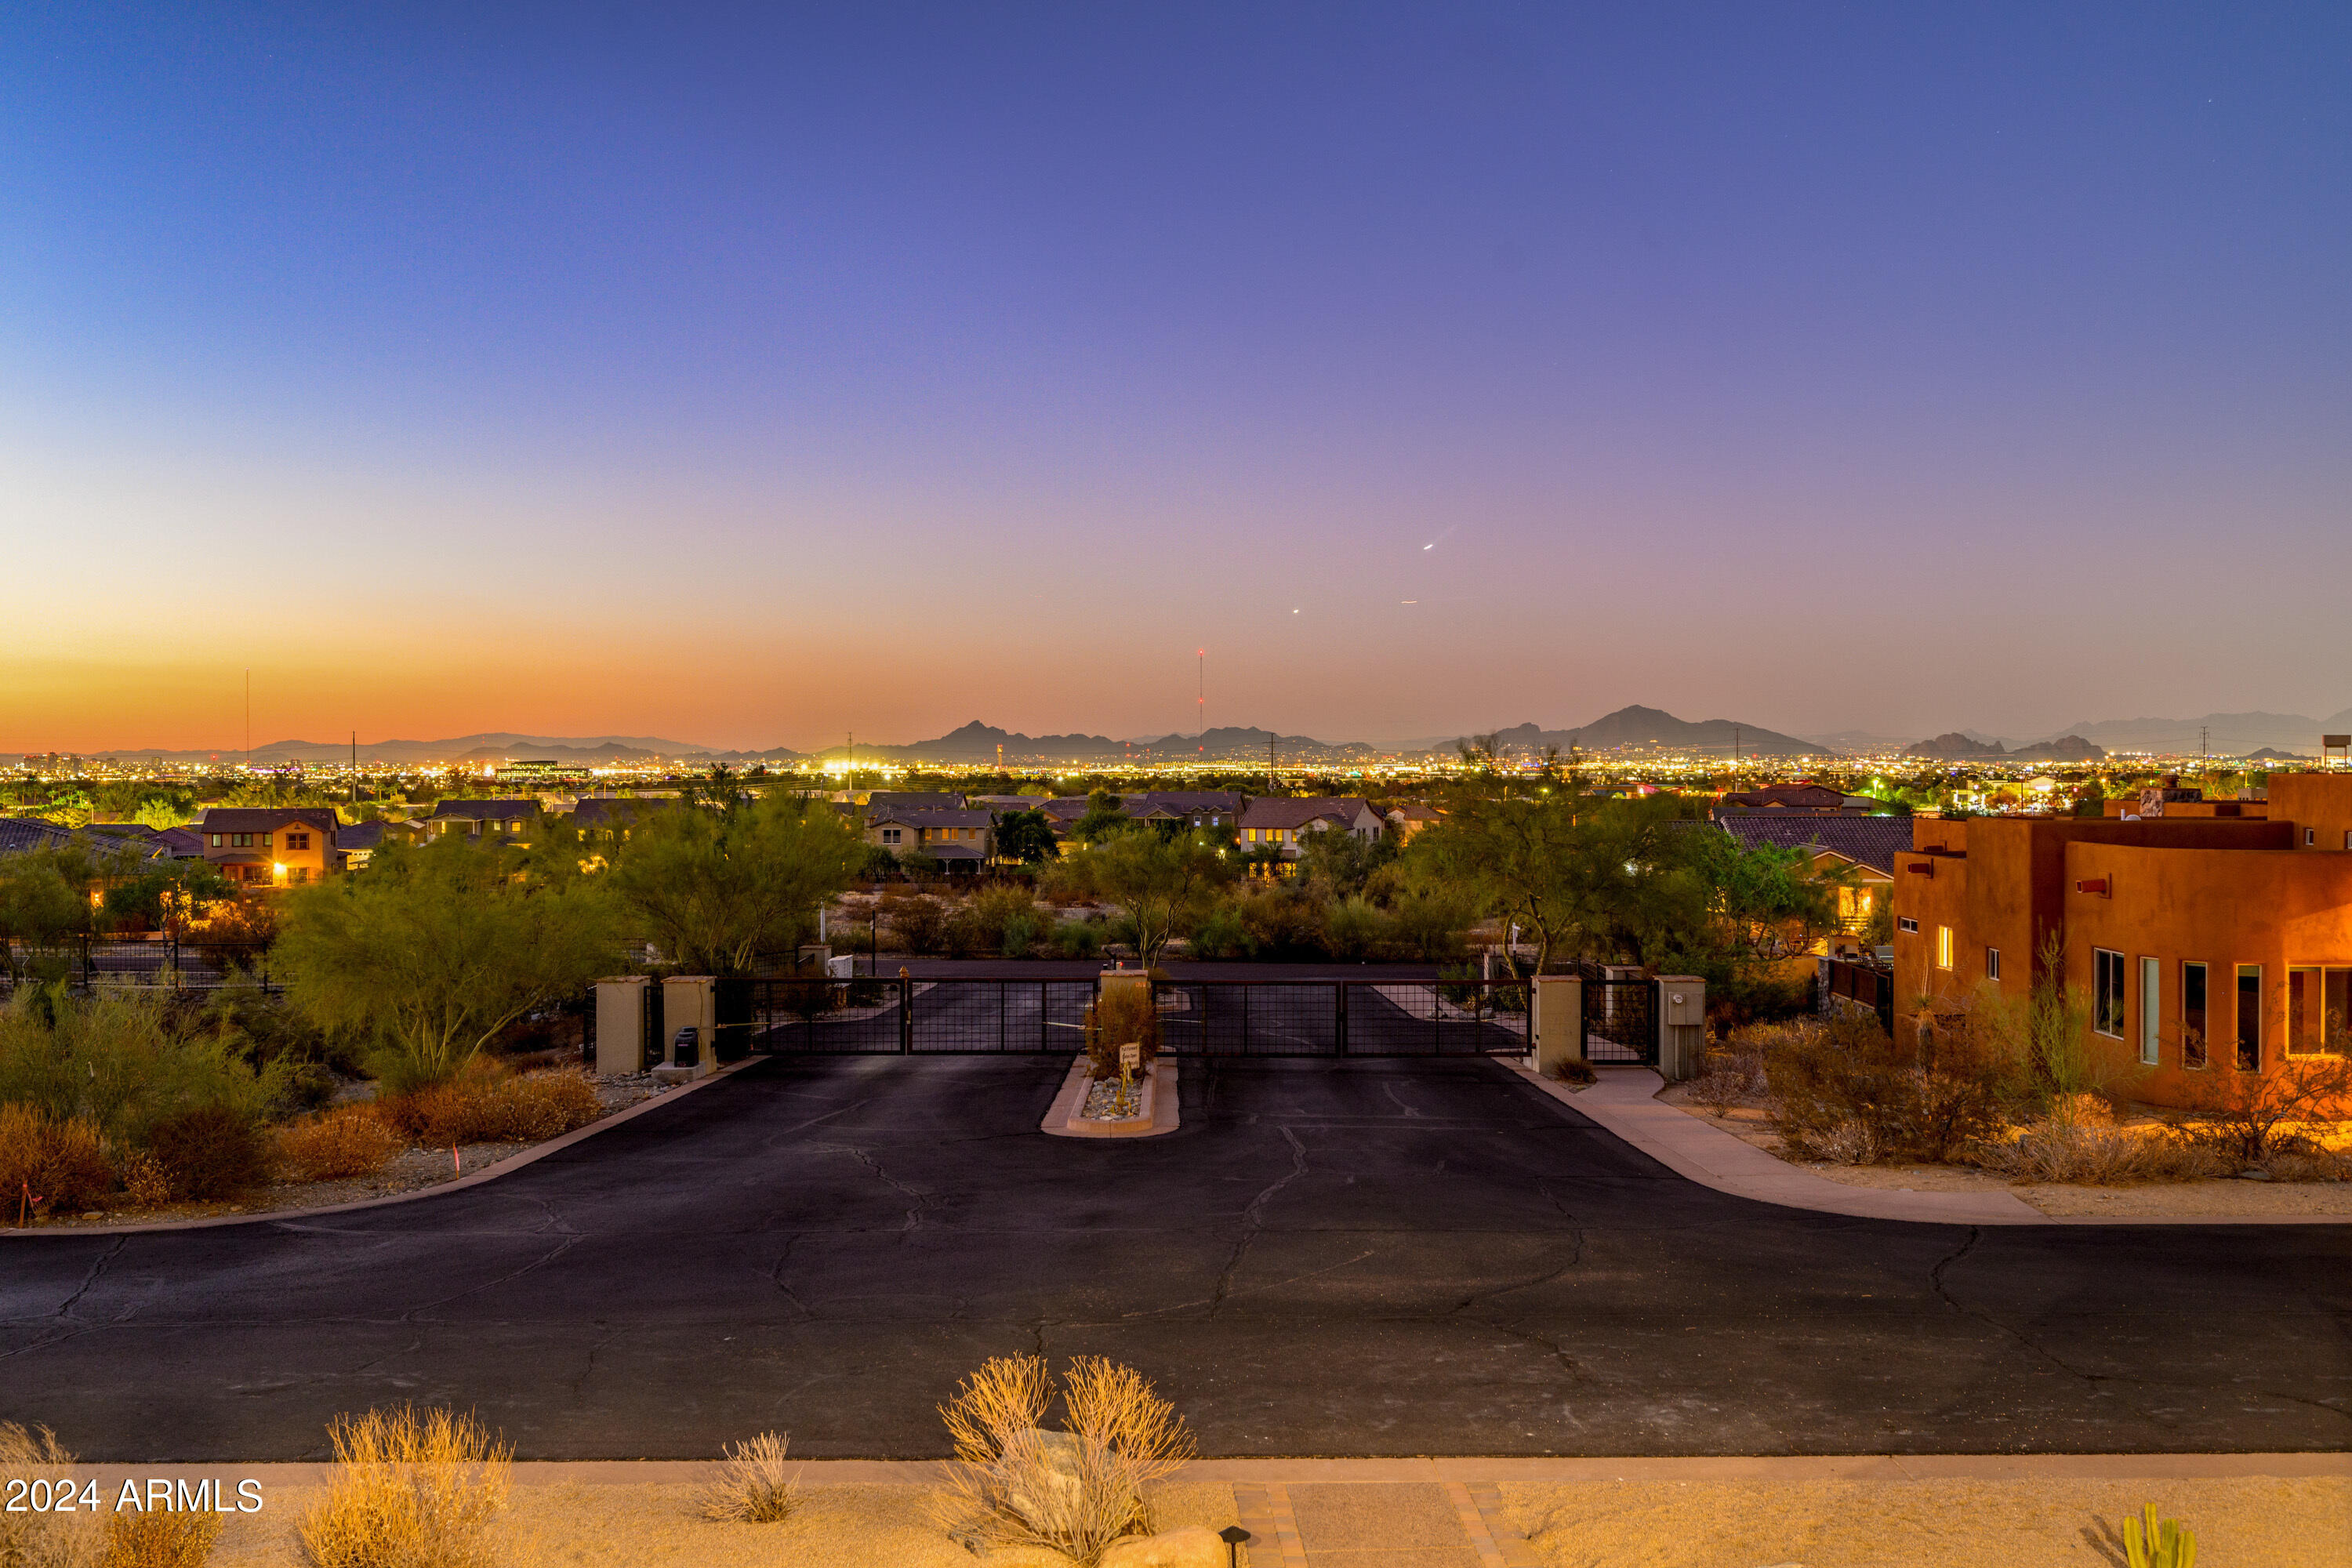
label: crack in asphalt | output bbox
[395,1236,583,1322]
[767,1234,814,1319]
[1209,1125,1308,1316]
[810,1143,932,1234]
[53,1236,127,1318]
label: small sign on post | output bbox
[1119,1042,1142,1071]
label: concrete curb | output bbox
[35,1453,2350,1487]
[1515,1062,2352,1228]
[1042,1054,1180,1138]
[1,1054,768,1241]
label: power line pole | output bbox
[2201,726,2209,761]
[1267,732,1276,793]
[1196,650,1205,747]
[244,669,252,771]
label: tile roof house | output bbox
[866,808,993,865]
[1237,797,1385,867]
[194,807,343,888]
[1386,803,1443,841]
[1714,782,1881,816]
[424,798,541,840]
[1715,814,1913,949]
[863,791,967,813]
[333,819,390,870]
[0,818,79,857]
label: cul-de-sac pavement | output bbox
[4,1054,2347,1461]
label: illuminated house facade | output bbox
[194,807,342,887]
[1891,774,2352,1108]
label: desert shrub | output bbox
[0,1421,86,1568]
[1973,1116,2221,1185]
[1185,903,1253,960]
[143,1103,274,1201]
[103,1507,223,1568]
[1051,920,1102,960]
[939,906,982,959]
[967,887,1040,956]
[1685,1062,1755,1120]
[1763,1013,2005,1164]
[1083,984,1160,1080]
[278,1106,405,1182]
[1233,886,1325,958]
[2176,1056,2352,1166]
[0,985,285,1153]
[296,1405,511,1568]
[699,1432,799,1523]
[935,1356,1194,1568]
[998,911,1041,958]
[379,1069,601,1146]
[1382,888,1472,964]
[887,896,949,955]
[1320,896,1393,962]
[0,1104,115,1215]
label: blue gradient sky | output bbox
[5,4,2347,751]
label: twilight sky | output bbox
[4,3,2348,753]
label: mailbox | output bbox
[671,1025,700,1068]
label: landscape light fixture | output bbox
[1218,1524,1251,1566]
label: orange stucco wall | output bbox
[2059,840,2352,1102]
[2268,773,2352,853]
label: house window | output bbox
[231,833,250,848]
[2182,962,2209,1068]
[1935,926,1954,970]
[2288,967,2349,1056]
[1986,948,2001,981]
[2307,829,2317,846]
[2092,948,2125,1038]
[260,834,271,851]
[209,833,222,848]
[287,833,310,851]
[882,828,901,845]
[2235,965,2262,1071]
[2140,957,2161,1066]
[1897,916,1919,935]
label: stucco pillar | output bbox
[660,975,717,1076]
[1531,975,1584,1075]
[593,976,648,1078]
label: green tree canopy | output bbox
[276,833,625,1088]
[992,808,1059,866]
[1050,828,1239,968]
[604,793,865,975]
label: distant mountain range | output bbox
[811,721,1375,765]
[53,702,2352,769]
[1422,706,1826,759]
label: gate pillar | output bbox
[1656,976,1707,1083]
[593,976,648,1078]
[662,975,717,1076]
[1530,975,1584,1076]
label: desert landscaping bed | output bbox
[1657,1082,2352,1218]
[13,1074,662,1232]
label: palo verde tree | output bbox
[276,833,626,1090]
[991,808,1059,866]
[604,790,866,975]
[1050,826,1239,968]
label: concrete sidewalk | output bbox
[1517,1064,2047,1225]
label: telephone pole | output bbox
[244,669,252,771]
[1196,650,1206,747]
[1267,732,1276,793]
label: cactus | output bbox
[2125,1502,2195,1568]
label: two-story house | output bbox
[1236,797,1385,871]
[423,798,540,842]
[866,808,993,868]
[194,807,343,888]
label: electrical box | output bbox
[1661,982,1705,1028]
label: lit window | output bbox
[1935,926,1954,970]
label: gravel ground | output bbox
[19,1076,662,1232]
[1657,1086,2352,1218]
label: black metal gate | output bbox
[743,976,1530,1058]
[1582,978,1657,1065]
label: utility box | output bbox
[1530,975,1584,1076]
[1655,975,1707,1083]
[593,976,648,1078]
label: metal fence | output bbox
[2,937,280,994]
[742,976,1532,1058]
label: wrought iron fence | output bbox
[2,937,279,995]
[742,975,1531,1058]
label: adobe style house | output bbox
[1236,797,1385,870]
[194,807,343,887]
[1891,772,2352,1109]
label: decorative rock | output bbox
[967,1545,1078,1568]
[1097,1526,1227,1568]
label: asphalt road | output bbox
[2,1055,2347,1461]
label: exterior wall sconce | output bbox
[2075,877,2109,896]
